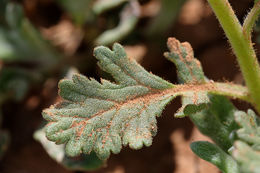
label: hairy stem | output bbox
[207,0,260,113]
[166,82,250,103]
[243,1,260,40]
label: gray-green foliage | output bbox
[43,43,175,159]
[232,110,260,173]
[42,38,249,162]
[164,38,241,173]
[164,37,209,117]
[190,109,260,173]
[0,0,60,104]
[189,95,239,152]
[185,68,260,172]
[164,38,259,173]
[0,0,60,161]
[0,1,59,64]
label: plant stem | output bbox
[243,1,260,40]
[207,0,260,113]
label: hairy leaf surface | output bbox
[232,110,260,172]
[164,37,208,117]
[43,43,177,159]
[43,39,249,160]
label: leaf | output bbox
[190,141,239,173]
[232,141,260,173]
[164,37,209,117]
[164,37,205,84]
[95,1,140,46]
[234,110,260,144]
[43,43,175,159]
[231,110,260,172]
[189,95,238,151]
[0,2,59,65]
[43,39,249,160]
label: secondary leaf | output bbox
[43,39,249,160]
[164,37,208,117]
[0,2,59,66]
[190,141,239,173]
[164,38,205,84]
[233,141,260,173]
[189,95,238,151]
[234,109,260,144]
[232,110,260,172]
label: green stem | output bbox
[243,1,260,40]
[207,0,260,113]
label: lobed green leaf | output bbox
[43,43,176,159]
[43,39,249,160]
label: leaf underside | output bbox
[42,38,244,160]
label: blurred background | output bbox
[0,0,257,172]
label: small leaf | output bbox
[190,141,239,173]
[232,141,260,173]
[232,110,260,172]
[189,95,238,151]
[0,2,60,64]
[164,37,208,117]
[164,37,205,84]
[234,110,260,144]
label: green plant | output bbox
[0,0,189,171]
[39,0,260,172]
